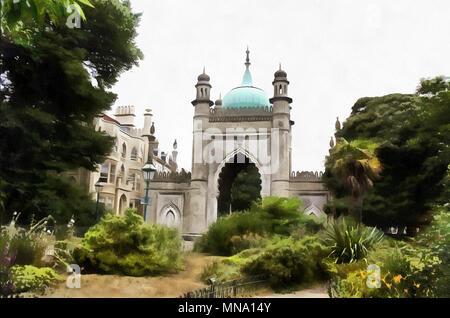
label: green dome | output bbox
[222,58,270,108]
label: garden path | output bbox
[44,253,219,298]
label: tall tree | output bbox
[325,138,381,223]
[0,0,143,226]
[230,165,262,212]
[324,77,449,232]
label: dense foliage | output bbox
[241,236,330,289]
[324,77,450,230]
[9,265,60,294]
[324,218,384,264]
[195,197,323,256]
[0,0,143,225]
[230,165,262,212]
[73,209,183,276]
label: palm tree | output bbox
[329,138,382,224]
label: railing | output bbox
[180,275,268,298]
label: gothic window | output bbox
[100,162,109,183]
[109,163,116,184]
[131,147,138,161]
[122,143,127,159]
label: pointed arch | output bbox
[158,202,182,230]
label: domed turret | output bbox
[215,93,223,108]
[222,48,270,108]
[274,64,287,78]
[192,67,213,107]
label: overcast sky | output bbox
[111,0,450,172]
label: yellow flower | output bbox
[404,289,408,293]
[414,282,421,288]
[393,274,403,284]
[385,283,392,289]
[359,270,366,279]
[381,275,387,284]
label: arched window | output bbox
[131,147,137,161]
[121,143,127,159]
[109,163,116,184]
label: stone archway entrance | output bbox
[216,152,262,216]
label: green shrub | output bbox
[195,196,324,256]
[327,242,439,298]
[323,218,384,263]
[241,236,330,289]
[73,209,182,276]
[0,229,46,267]
[9,265,60,294]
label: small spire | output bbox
[150,122,155,135]
[245,46,251,69]
[203,66,205,74]
[335,117,341,131]
[173,139,177,150]
[279,63,282,70]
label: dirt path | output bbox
[257,285,329,298]
[44,252,220,298]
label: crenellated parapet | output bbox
[209,106,273,122]
[152,169,191,183]
[290,171,324,182]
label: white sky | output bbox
[111,0,450,172]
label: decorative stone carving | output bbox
[152,169,191,183]
[290,171,323,182]
[209,106,273,122]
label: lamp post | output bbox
[142,158,156,222]
[94,179,104,222]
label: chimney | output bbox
[115,106,136,127]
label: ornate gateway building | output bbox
[76,49,329,242]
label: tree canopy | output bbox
[0,0,143,226]
[324,77,449,231]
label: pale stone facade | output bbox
[74,50,329,240]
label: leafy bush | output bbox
[0,228,46,267]
[241,236,330,289]
[327,240,441,298]
[9,265,60,294]
[194,211,268,256]
[73,209,182,276]
[195,197,324,256]
[324,218,384,263]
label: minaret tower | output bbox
[269,64,293,197]
[189,68,214,235]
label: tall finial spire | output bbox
[245,46,251,69]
